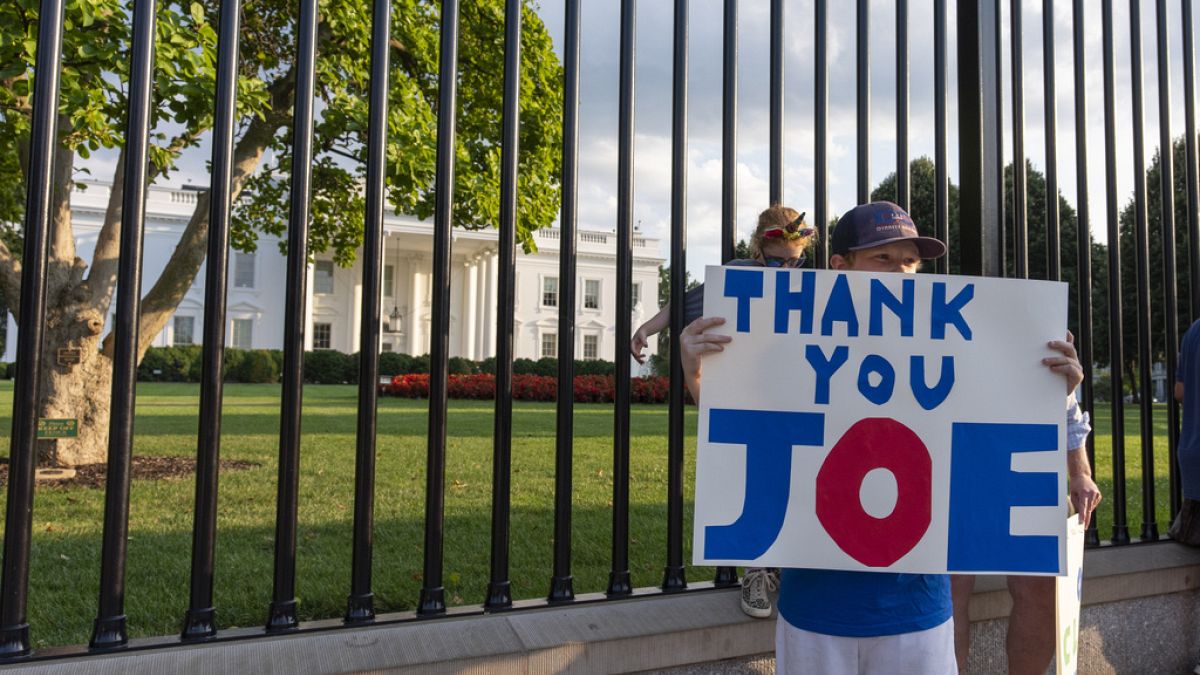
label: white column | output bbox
[410,259,424,355]
[484,250,498,358]
[2,312,17,362]
[464,259,479,360]
[473,253,485,359]
[350,275,363,354]
[395,253,410,350]
[378,233,388,330]
[303,261,315,351]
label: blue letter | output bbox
[705,409,825,560]
[724,268,764,333]
[869,278,915,336]
[910,355,955,410]
[775,270,816,334]
[931,282,974,340]
[947,422,1060,573]
[856,354,895,405]
[821,274,860,336]
[805,345,850,404]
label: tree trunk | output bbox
[8,80,293,467]
[35,302,110,467]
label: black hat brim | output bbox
[846,235,947,260]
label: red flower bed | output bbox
[383,373,686,404]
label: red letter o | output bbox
[816,418,932,567]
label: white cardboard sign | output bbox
[693,266,1070,575]
[1055,515,1086,675]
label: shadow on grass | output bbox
[22,501,715,650]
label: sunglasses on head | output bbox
[763,254,806,268]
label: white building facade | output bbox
[3,181,663,368]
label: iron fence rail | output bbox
[550,0,581,605]
[1073,0,1100,547]
[183,0,243,641]
[608,0,635,600]
[0,0,66,659]
[419,0,461,617]
[1,0,1198,660]
[1102,0,1131,545]
[346,0,394,625]
[91,0,158,649]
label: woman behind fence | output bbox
[630,204,814,619]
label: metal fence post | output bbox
[0,0,67,658]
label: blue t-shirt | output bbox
[1178,320,1200,500]
[777,568,950,638]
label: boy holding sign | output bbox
[680,202,1093,674]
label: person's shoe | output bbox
[740,567,779,618]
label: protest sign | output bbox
[1055,515,1086,675]
[693,266,1070,574]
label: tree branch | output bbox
[326,145,361,164]
[87,128,205,319]
[48,132,77,268]
[84,147,127,317]
[112,74,295,360]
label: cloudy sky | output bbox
[529,0,1199,277]
[99,0,1200,279]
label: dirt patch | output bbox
[0,456,260,490]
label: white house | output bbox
[3,181,663,368]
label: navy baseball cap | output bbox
[831,201,946,259]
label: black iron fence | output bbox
[0,0,1197,660]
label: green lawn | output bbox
[0,381,1178,648]
[1088,400,1178,540]
[0,382,710,648]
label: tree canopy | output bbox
[0,0,566,466]
[1,0,563,264]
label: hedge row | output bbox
[133,346,618,385]
[384,373,688,405]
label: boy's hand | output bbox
[1044,331,1084,393]
[630,329,649,364]
[680,316,731,379]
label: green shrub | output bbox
[266,349,285,375]
[3,362,13,380]
[574,359,615,376]
[477,356,496,374]
[505,358,615,376]
[234,349,280,383]
[305,350,356,384]
[448,356,477,375]
[138,346,200,382]
[408,353,430,374]
[376,351,407,376]
[222,349,245,382]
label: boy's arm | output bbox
[1066,393,1101,527]
[1049,333,1102,526]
